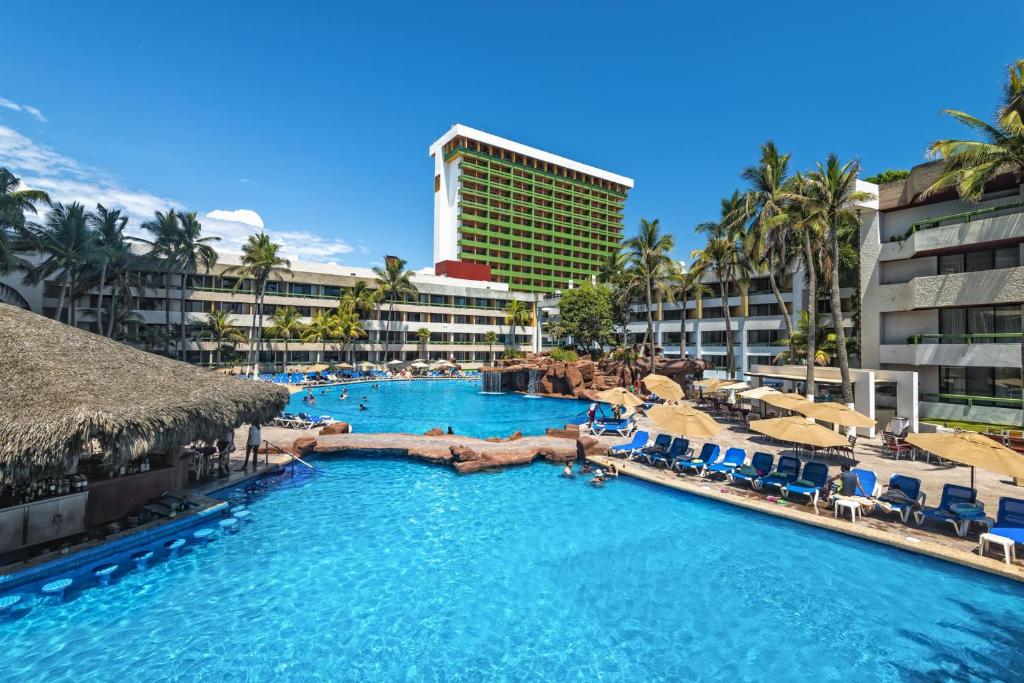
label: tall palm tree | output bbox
[266,306,305,370]
[169,212,219,361]
[343,280,379,320]
[801,155,874,406]
[597,248,634,347]
[483,330,498,366]
[372,257,418,361]
[503,299,531,351]
[86,204,129,335]
[304,309,339,363]
[623,218,676,364]
[20,202,96,325]
[773,310,839,367]
[666,264,711,358]
[926,59,1024,200]
[416,327,431,357]
[335,304,366,363]
[224,232,291,375]
[0,168,50,278]
[202,309,246,365]
[691,193,751,379]
[742,142,798,360]
[141,209,182,355]
[783,173,822,399]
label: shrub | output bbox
[501,349,526,359]
[549,348,578,363]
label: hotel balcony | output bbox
[875,266,1024,312]
[880,335,1023,368]
[879,200,1024,262]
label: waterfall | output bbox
[481,369,504,394]
[526,368,540,397]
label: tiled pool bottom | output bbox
[3,456,1024,681]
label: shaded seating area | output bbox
[0,303,287,563]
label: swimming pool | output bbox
[3,456,1023,681]
[285,379,587,437]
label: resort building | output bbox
[859,161,1024,428]
[1,250,540,367]
[429,124,634,294]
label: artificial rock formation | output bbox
[318,421,351,436]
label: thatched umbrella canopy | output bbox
[0,304,288,484]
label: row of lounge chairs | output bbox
[272,413,336,430]
[606,431,1024,545]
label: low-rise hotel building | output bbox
[2,251,540,367]
[859,162,1023,427]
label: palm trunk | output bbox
[179,271,188,361]
[767,252,796,362]
[827,222,854,406]
[216,337,223,366]
[645,280,656,369]
[679,292,688,358]
[247,285,261,375]
[387,302,395,361]
[164,265,173,355]
[803,229,817,400]
[96,262,107,334]
[719,273,734,379]
[55,272,70,324]
[105,270,122,338]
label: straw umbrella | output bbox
[642,374,684,401]
[595,387,645,408]
[798,402,875,430]
[749,416,850,459]
[646,404,722,438]
[905,431,1024,489]
[760,392,812,412]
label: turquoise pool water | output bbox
[285,379,587,437]
[3,457,1024,681]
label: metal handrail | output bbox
[920,393,1023,407]
[907,332,1023,344]
[907,200,1024,236]
[262,439,314,469]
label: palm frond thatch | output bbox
[0,303,288,483]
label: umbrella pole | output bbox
[971,465,975,491]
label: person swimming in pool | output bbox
[359,403,367,411]
[340,389,348,400]
[561,463,575,478]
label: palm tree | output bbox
[372,257,418,361]
[20,202,96,325]
[343,280,379,320]
[416,326,431,357]
[742,142,798,360]
[623,218,676,365]
[926,59,1024,200]
[801,155,874,406]
[483,330,499,366]
[335,305,366,363]
[773,310,838,366]
[140,210,182,355]
[266,306,305,370]
[503,299,531,351]
[666,264,711,358]
[86,204,129,335]
[691,193,751,379]
[202,309,246,365]
[304,309,339,363]
[224,232,292,375]
[597,248,634,347]
[0,168,50,278]
[169,212,219,361]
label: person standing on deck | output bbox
[241,422,262,471]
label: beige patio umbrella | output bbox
[905,431,1024,489]
[646,404,722,438]
[331,362,354,369]
[717,381,750,392]
[642,374,684,401]
[760,392,812,412]
[595,387,645,408]
[305,363,329,372]
[357,361,377,370]
[749,416,850,449]
[695,378,728,390]
[431,359,455,367]
[799,402,875,429]
[386,359,406,366]
[738,386,779,400]
[411,361,429,369]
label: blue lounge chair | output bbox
[914,484,978,536]
[872,474,925,523]
[592,418,635,437]
[638,434,672,464]
[728,452,773,487]
[665,438,695,469]
[703,447,746,478]
[650,437,688,467]
[608,430,649,458]
[675,443,720,475]
[989,497,1024,544]
[753,455,801,491]
[781,461,830,512]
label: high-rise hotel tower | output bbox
[430,125,633,294]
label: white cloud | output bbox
[0,97,47,123]
[0,123,356,264]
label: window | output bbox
[748,329,783,345]
[939,366,1023,404]
[939,305,1021,342]
[430,294,445,306]
[290,283,312,296]
[430,313,446,323]
[702,330,728,345]
[702,307,724,319]
[748,303,780,317]
[939,246,1020,274]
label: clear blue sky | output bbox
[1,1,1022,268]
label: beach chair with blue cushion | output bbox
[593,418,635,437]
[608,431,649,458]
[638,434,672,464]
[728,452,773,488]
[989,497,1024,545]
[872,474,925,524]
[650,437,689,468]
[913,484,978,537]
[753,455,801,492]
[703,447,746,478]
[675,443,721,476]
[781,461,830,512]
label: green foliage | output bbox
[864,169,910,184]
[609,346,638,363]
[557,282,614,350]
[549,348,578,363]
[501,348,525,359]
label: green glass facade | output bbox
[444,141,628,293]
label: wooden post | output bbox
[166,445,185,490]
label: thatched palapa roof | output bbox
[0,303,288,483]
